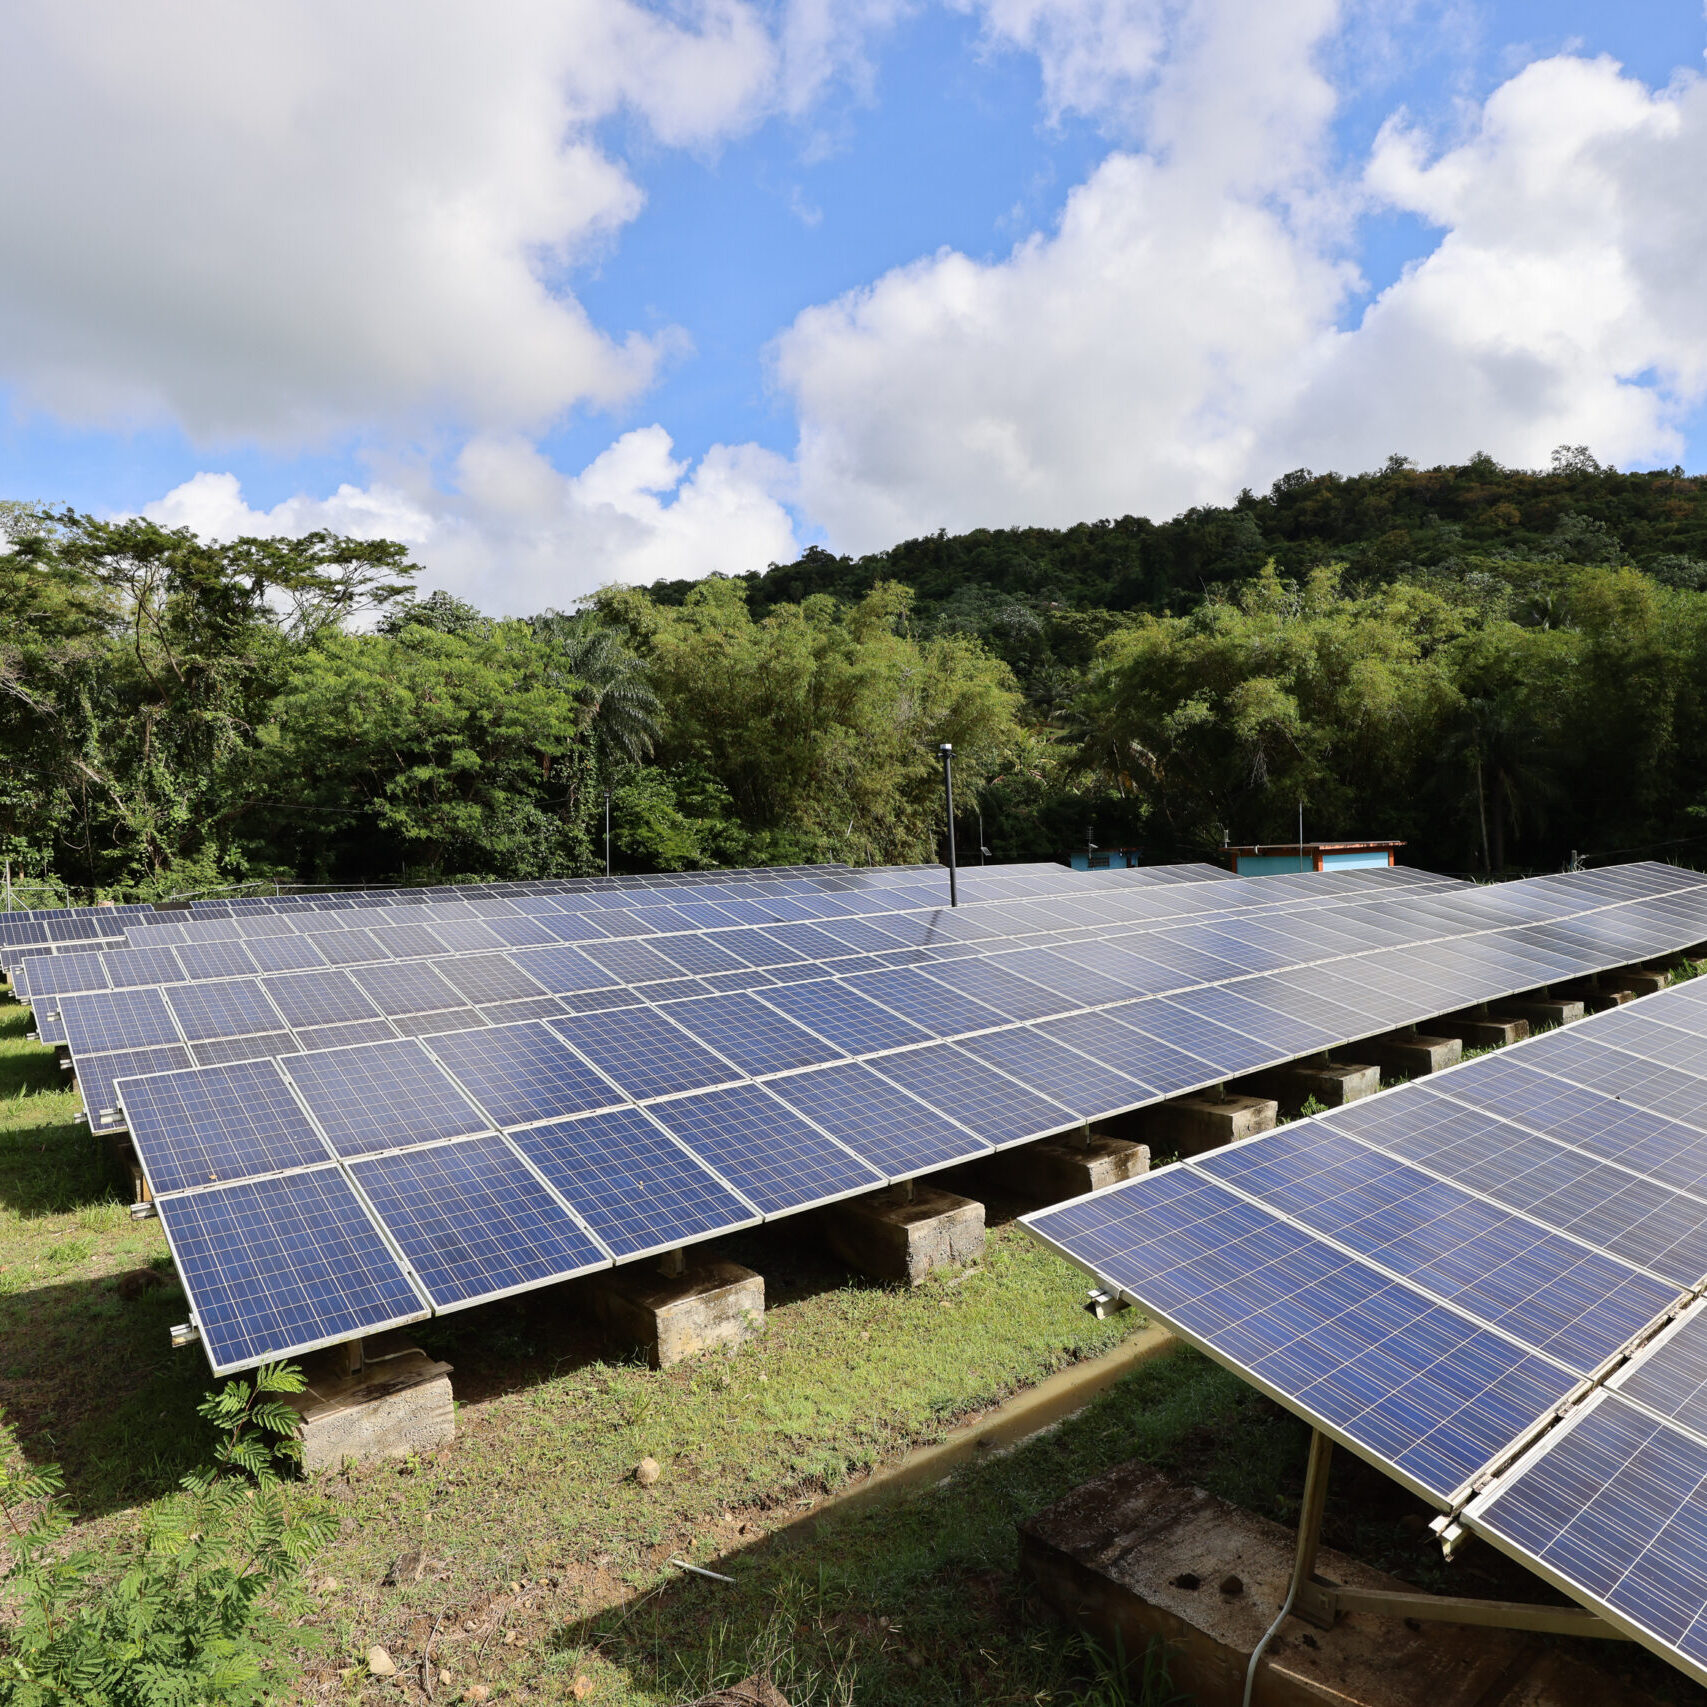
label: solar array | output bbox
[1025,973,1707,1687]
[14,856,1707,1401]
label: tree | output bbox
[528,610,660,772]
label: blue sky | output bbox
[2,2,1705,609]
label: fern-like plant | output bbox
[0,1362,333,1706]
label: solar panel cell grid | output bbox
[423,1022,622,1129]
[764,1060,989,1177]
[663,990,846,1077]
[547,1007,741,1100]
[165,979,284,1043]
[872,1042,1075,1147]
[281,1038,490,1156]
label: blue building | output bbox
[1221,839,1402,876]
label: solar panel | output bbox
[104,945,191,989]
[174,940,262,981]
[349,960,466,1017]
[508,944,616,994]
[118,1057,330,1194]
[265,971,383,1028]
[433,953,549,1005]
[916,959,1074,1023]
[662,991,846,1077]
[645,1082,883,1213]
[349,1134,608,1307]
[280,1038,490,1156]
[871,1042,1075,1147]
[957,1027,1155,1120]
[157,1166,427,1373]
[422,1022,622,1128]
[765,1060,990,1177]
[509,1107,758,1257]
[754,977,933,1056]
[841,967,1008,1036]
[547,1008,741,1100]
[79,1045,196,1129]
[165,979,284,1043]
[60,988,181,1054]
[310,928,394,965]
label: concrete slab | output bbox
[287,1334,454,1473]
[1143,1093,1277,1157]
[820,1184,985,1284]
[1491,997,1585,1028]
[1020,1458,1653,1707]
[1359,1031,1462,1079]
[1427,1015,1529,1049]
[591,1258,764,1367]
[1602,969,1670,998]
[983,1134,1150,1204]
[1242,1061,1380,1110]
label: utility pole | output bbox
[604,789,612,878]
[938,744,958,906]
[1086,825,1097,868]
[977,809,989,866]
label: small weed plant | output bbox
[0,1362,331,1706]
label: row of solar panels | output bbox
[28,865,1462,1131]
[1025,975,1707,1688]
[99,862,1707,1376]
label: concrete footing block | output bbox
[1360,1030,1462,1078]
[1603,969,1671,997]
[1242,1060,1380,1110]
[1430,1014,1529,1048]
[287,1334,454,1473]
[1143,1093,1277,1157]
[1491,996,1585,1028]
[592,1258,764,1367]
[821,1184,985,1285]
[984,1135,1151,1205]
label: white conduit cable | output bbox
[1241,1573,1298,1707]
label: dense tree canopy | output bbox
[5,454,1707,901]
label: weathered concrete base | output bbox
[1143,1093,1277,1157]
[1603,968,1671,998]
[1359,1030,1462,1079]
[1242,1060,1380,1110]
[1020,1458,1653,1707]
[287,1334,454,1473]
[820,1184,985,1284]
[983,1134,1151,1204]
[1426,1013,1529,1049]
[1491,995,1585,1028]
[592,1258,764,1367]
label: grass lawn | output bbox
[4,982,1700,1707]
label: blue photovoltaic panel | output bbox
[281,1038,489,1156]
[647,1082,882,1213]
[119,1057,328,1194]
[165,979,283,1043]
[434,953,549,1006]
[1132,1000,1291,1077]
[350,1134,607,1307]
[1198,1122,1679,1373]
[79,1045,195,1128]
[293,1019,399,1051]
[1616,1312,1707,1439]
[510,1107,757,1257]
[872,1043,1075,1147]
[190,1034,295,1069]
[547,1007,740,1100]
[310,928,394,965]
[509,944,617,994]
[367,922,453,958]
[174,940,262,982]
[350,960,465,1016]
[958,1027,1154,1120]
[158,1166,426,1373]
[755,978,932,1055]
[842,968,1009,1037]
[104,945,190,989]
[484,917,563,949]
[1166,985,1342,1058]
[61,988,181,1054]
[16,950,109,998]
[424,919,509,953]
[1025,1169,1577,1501]
[265,971,382,1028]
[994,948,1143,1007]
[473,995,568,1025]
[241,933,329,974]
[1033,1009,1221,1096]
[646,934,754,977]
[579,937,689,983]
[1470,1393,1707,1682]
[916,959,1074,1023]
[393,1008,483,1038]
[765,1060,990,1176]
[424,1022,621,1128]
[663,991,845,1077]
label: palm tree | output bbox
[530,611,660,772]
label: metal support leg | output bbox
[659,1248,686,1279]
[342,1337,365,1377]
[1291,1430,1336,1627]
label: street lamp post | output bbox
[938,743,958,907]
[604,789,612,878]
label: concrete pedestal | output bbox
[1020,1458,1653,1707]
[821,1184,984,1284]
[1359,1031,1462,1079]
[1430,1014,1529,1049]
[1603,969,1670,998]
[1243,1060,1380,1110]
[1143,1093,1277,1157]
[592,1258,764,1367]
[287,1335,454,1473]
[984,1135,1151,1205]
[1491,996,1584,1028]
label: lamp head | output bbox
[937,742,953,757]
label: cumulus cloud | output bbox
[0,2,781,442]
[144,429,799,614]
[773,8,1707,550]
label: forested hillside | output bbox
[5,450,1707,903]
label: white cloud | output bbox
[0,2,782,442]
[774,10,1707,551]
[144,429,799,614]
